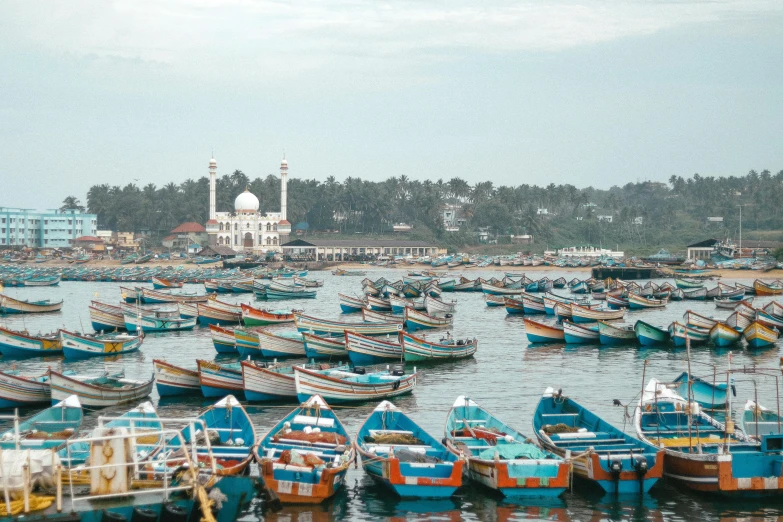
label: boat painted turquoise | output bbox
[709,322,742,346]
[634,320,670,346]
[533,387,663,494]
[672,372,729,409]
[0,394,83,450]
[563,321,598,344]
[597,321,636,345]
[668,322,709,346]
[740,400,782,440]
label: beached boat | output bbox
[523,318,564,343]
[743,320,779,348]
[597,321,636,345]
[153,359,200,396]
[0,395,83,450]
[123,309,196,333]
[533,388,662,494]
[60,330,143,358]
[345,331,403,366]
[0,369,53,408]
[404,307,454,332]
[241,303,297,325]
[355,400,464,497]
[295,313,402,336]
[0,325,62,357]
[141,287,209,304]
[198,359,244,398]
[303,332,348,359]
[89,301,127,331]
[0,293,63,314]
[634,320,670,346]
[295,366,417,403]
[400,331,477,362]
[339,293,367,313]
[209,324,236,353]
[563,320,599,344]
[628,294,667,310]
[740,400,782,440]
[49,371,154,407]
[255,395,354,503]
[444,396,569,497]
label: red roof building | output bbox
[171,222,206,233]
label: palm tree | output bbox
[60,196,85,212]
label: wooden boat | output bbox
[0,293,63,314]
[0,325,62,357]
[400,331,477,362]
[444,396,569,497]
[563,320,599,344]
[523,318,564,343]
[671,372,728,409]
[303,332,348,359]
[0,369,52,408]
[533,388,662,494]
[762,301,783,319]
[255,395,354,503]
[60,330,143,358]
[266,285,317,300]
[597,321,636,345]
[209,324,236,353]
[295,313,402,336]
[241,303,297,325]
[0,394,82,450]
[197,303,242,326]
[333,268,367,276]
[570,303,624,323]
[153,359,200,396]
[258,330,306,358]
[404,307,454,332]
[367,295,393,311]
[628,294,667,310]
[424,295,457,315]
[163,395,256,475]
[295,366,417,404]
[740,400,782,440]
[668,322,709,346]
[709,322,743,347]
[362,308,404,324]
[634,320,670,346]
[338,293,366,313]
[754,279,783,296]
[522,296,546,315]
[233,328,261,358]
[634,378,783,496]
[242,361,298,401]
[715,297,750,309]
[178,301,198,318]
[484,294,507,307]
[682,287,708,300]
[502,296,524,315]
[89,301,127,331]
[390,294,425,313]
[345,331,403,366]
[123,309,196,333]
[606,294,629,309]
[754,310,783,329]
[49,371,154,407]
[152,276,183,289]
[675,278,705,289]
[743,320,779,348]
[134,252,153,264]
[141,287,209,304]
[355,400,464,497]
[684,310,719,330]
[197,359,244,398]
[480,283,522,296]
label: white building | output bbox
[555,246,624,258]
[205,157,291,253]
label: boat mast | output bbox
[726,352,732,453]
[686,336,693,452]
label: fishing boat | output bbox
[671,372,729,409]
[178,301,199,318]
[295,366,417,403]
[339,293,366,313]
[523,318,564,343]
[355,400,464,497]
[198,359,244,398]
[258,330,306,358]
[60,330,143,358]
[294,313,402,336]
[634,320,671,346]
[49,371,154,407]
[400,331,477,362]
[161,395,256,475]
[123,309,197,333]
[266,285,317,300]
[424,295,457,315]
[753,279,783,296]
[367,295,393,311]
[240,303,297,326]
[197,303,242,326]
[0,325,62,357]
[533,388,663,494]
[303,332,348,359]
[634,378,783,495]
[480,283,522,296]
[141,287,209,304]
[606,294,629,309]
[0,293,63,314]
[740,400,782,440]
[23,275,61,287]
[628,294,667,310]
[89,301,127,331]
[333,268,367,276]
[153,359,200,396]
[563,320,599,344]
[668,322,710,346]
[362,308,404,324]
[444,396,569,497]
[484,294,507,307]
[684,310,719,330]
[522,295,547,314]
[570,304,624,323]
[404,307,454,332]
[675,278,705,290]
[152,276,183,289]
[208,324,236,354]
[597,321,636,345]
[0,395,83,450]
[390,294,425,313]
[345,331,403,365]
[241,361,298,401]
[501,296,524,315]
[134,253,154,264]
[0,369,53,408]
[709,322,743,347]
[742,320,779,348]
[255,395,354,503]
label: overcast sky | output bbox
[2,0,782,209]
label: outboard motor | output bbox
[632,454,649,494]
[391,364,405,376]
[609,457,623,494]
[353,367,366,375]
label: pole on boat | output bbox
[686,336,693,452]
[753,380,760,440]
[777,375,782,435]
[726,352,733,453]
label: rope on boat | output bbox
[0,495,55,516]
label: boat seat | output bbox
[457,420,487,425]
[368,429,414,436]
[553,437,627,445]
[292,415,335,428]
[365,444,428,454]
[540,413,578,417]
[275,437,339,448]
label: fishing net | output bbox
[395,449,442,464]
[276,449,326,467]
[542,423,580,434]
[364,433,424,445]
[275,430,347,445]
[195,430,222,446]
[135,433,161,445]
[24,430,73,440]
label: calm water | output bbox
[2,269,783,521]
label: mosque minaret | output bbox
[205,156,291,253]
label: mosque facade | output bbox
[205,157,291,253]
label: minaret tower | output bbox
[277,157,291,248]
[205,156,219,247]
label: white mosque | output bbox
[205,157,291,253]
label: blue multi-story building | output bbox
[0,208,97,249]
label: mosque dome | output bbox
[234,188,259,213]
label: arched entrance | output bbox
[243,232,253,248]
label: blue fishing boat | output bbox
[345,331,403,365]
[123,309,196,333]
[60,330,143,358]
[355,401,464,498]
[295,366,417,404]
[740,400,782,440]
[597,321,636,345]
[634,320,670,346]
[302,332,348,359]
[444,396,569,497]
[671,372,729,409]
[503,297,525,315]
[0,395,83,450]
[254,395,354,503]
[524,318,564,343]
[339,293,366,313]
[0,325,62,357]
[198,360,244,398]
[209,324,236,353]
[668,322,709,346]
[533,387,663,494]
[0,369,52,408]
[563,321,599,344]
